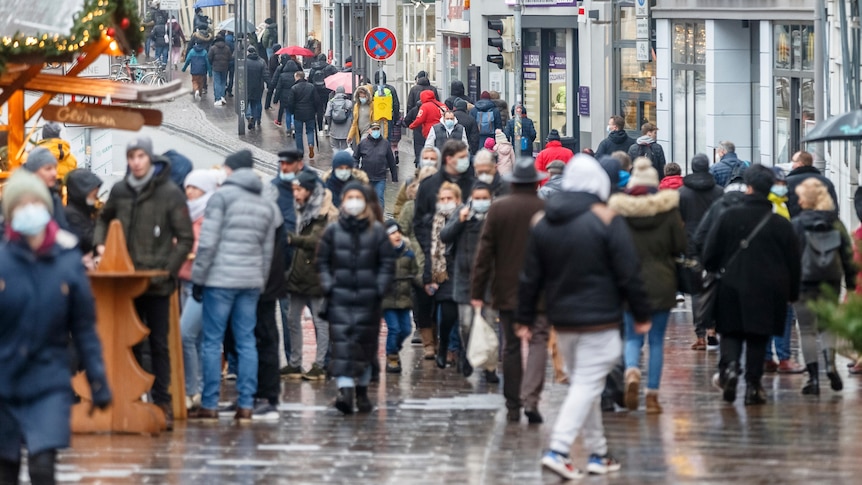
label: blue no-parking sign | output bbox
[363,27,397,61]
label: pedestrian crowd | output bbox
[4,62,862,484]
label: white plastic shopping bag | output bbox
[467,309,498,369]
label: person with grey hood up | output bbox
[325,86,353,150]
[518,154,651,480]
[191,150,277,423]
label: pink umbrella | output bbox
[324,71,361,94]
[275,45,314,57]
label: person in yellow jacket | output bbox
[347,85,388,147]
[36,123,78,180]
[768,166,790,220]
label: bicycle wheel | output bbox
[140,72,156,85]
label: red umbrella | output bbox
[275,46,314,57]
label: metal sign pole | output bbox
[513,0,523,158]
[237,0,247,135]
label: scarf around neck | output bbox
[430,211,451,284]
[296,185,325,232]
[187,192,213,222]
[126,165,156,193]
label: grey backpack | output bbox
[801,228,843,282]
[330,98,350,124]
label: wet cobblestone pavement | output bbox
[63,305,862,484]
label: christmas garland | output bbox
[0,0,143,72]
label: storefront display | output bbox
[615,2,656,134]
[774,23,814,164]
[671,21,706,171]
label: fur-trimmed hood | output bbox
[608,189,680,218]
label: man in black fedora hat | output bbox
[471,157,549,423]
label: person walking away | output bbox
[264,44,281,110]
[323,150,369,207]
[168,16,185,70]
[182,41,212,101]
[325,86,353,150]
[288,71,320,159]
[471,158,548,423]
[791,178,856,395]
[473,149,509,197]
[702,165,801,405]
[244,46,269,130]
[354,122,398,210]
[595,116,636,158]
[20,147,71,231]
[311,54,338,132]
[303,32,322,69]
[93,136,193,429]
[382,220,421,373]
[188,27,213,94]
[35,122,77,181]
[493,129,515,176]
[406,71,439,117]
[272,55,301,132]
[608,157,686,414]
[347,86,375,148]
[191,150,277,422]
[658,163,683,190]
[260,18,278,59]
[538,161,567,200]
[444,79,473,110]
[453,99,480,155]
[281,171,338,380]
[517,156,651,480]
[151,20,169,65]
[471,91,502,149]
[677,154,723,350]
[440,182,500,382]
[408,90,448,154]
[317,183,395,414]
[426,182,462,369]
[708,140,749,188]
[0,170,112,485]
[64,169,102,267]
[785,150,839,217]
[142,0,168,58]
[626,123,666,180]
[534,129,573,185]
[504,105,537,155]
[489,91,510,127]
[425,110,469,151]
[207,34,233,106]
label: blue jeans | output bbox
[213,71,227,101]
[370,179,386,211]
[277,106,293,128]
[294,118,316,152]
[384,309,412,355]
[336,367,371,389]
[624,311,670,390]
[766,304,794,361]
[449,323,461,353]
[245,98,262,122]
[279,298,291,364]
[155,46,168,65]
[200,287,260,410]
[180,282,203,397]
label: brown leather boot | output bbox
[645,390,662,414]
[157,403,174,431]
[420,328,436,360]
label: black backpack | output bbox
[801,227,843,282]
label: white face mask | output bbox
[472,199,491,213]
[715,152,723,163]
[334,168,352,181]
[477,173,494,184]
[343,198,366,216]
[86,198,97,207]
[455,157,470,174]
[11,203,51,237]
[420,158,437,168]
[436,202,456,215]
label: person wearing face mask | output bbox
[427,182,462,369]
[595,115,636,159]
[0,170,112,485]
[534,130,573,186]
[354,122,398,210]
[347,86,375,147]
[317,182,396,414]
[453,99,480,155]
[424,110,469,152]
[5,147,71,234]
[473,149,509,197]
[325,86,353,150]
[323,150,370,207]
[381,220,421,374]
[440,182,500,382]
[394,146,439,219]
[63,169,103,259]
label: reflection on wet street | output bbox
[65,306,862,484]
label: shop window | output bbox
[614,2,655,135]
[402,1,436,84]
[774,23,814,165]
[671,21,706,172]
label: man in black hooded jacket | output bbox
[595,115,636,158]
[406,71,439,115]
[445,80,474,110]
[454,99,480,155]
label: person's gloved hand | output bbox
[192,284,204,302]
[88,380,112,416]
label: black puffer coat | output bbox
[207,38,232,72]
[406,77,439,115]
[317,214,395,377]
[64,169,102,254]
[440,208,486,304]
[273,59,301,105]
[288,78,318,122]
[245,53,269,100]
[678,171,723,257]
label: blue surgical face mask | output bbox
[335,168,353,181]
[455,157,470,174]
[370,130,381,139]
[771,184,788,197]
[472,199,491,213]
[444,119,455,130]
[11,203,51,237]
[279,171,296,182]
[359,97,368,104]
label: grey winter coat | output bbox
[325,93,353,140]
[192,169,277,289]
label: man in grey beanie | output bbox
[21,147,70,231]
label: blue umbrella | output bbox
[194,0,226,8]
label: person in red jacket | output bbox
[533,129,573,186]
[409,90,447,141]
[658,162,683,190]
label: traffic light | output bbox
[487,18,515,70]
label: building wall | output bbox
[705,20,753,161]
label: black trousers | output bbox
[412,130,426,166]
[499,311,522,411]
[133,294,172,406]
[0,450,56,485]
[264,89,275,110]
[435,300,459,358]
[255,299,281,404]
[719,333,770,384]
[413,290,435,329]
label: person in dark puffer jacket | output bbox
[287,71,320,157]
[381,220,421,374]
[207,35,233,104]
[273,55,301,130]
[64,169,103,256]
[317,182,395,415]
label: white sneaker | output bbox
[542,451,583,480]
[213,100,221,107]
[194,90,201,101]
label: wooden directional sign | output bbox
[42,103,163,130]
[363,27,397,61]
